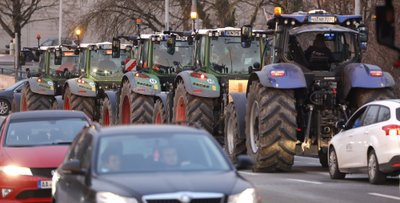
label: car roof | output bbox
[364,99,400,108]
[9,110,88,120]
[96,125,209,137]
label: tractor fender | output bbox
[155,92,168,107]
[228,92,247,139]
[123,71,161,96]
[12,93,21,112]
[54,95,64,109]
[104,90,119,122]
[27,77,55,95]
[174,71,220,98]
[343,63,395,98]
[248,63,307,92]
[64,78,97,97]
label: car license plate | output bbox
[38,180,52,189]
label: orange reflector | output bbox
[63,51,75,56]
[78,90,86,93]
[274,7,282,16]
[271,70,285,77]
[369,71,383,77]
[105,50,112,55]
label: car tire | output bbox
[368,150,386,184]
[0,99,11,115]
[20,82,52,111]
[224,103,246,163]
[153,99,167,124]
[328,148,346,179]
[119,80,153,124]
[64,86,96,120]
[245,81,297,172]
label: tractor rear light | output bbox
[369,71,383,77]
[37,78,42,83]
[77,79,85,84]
[135,73,150,78]
[274,7,282,16]
[391,163,400,167]
[270,70,285,77]
[382,125,400,136]
[193,89,202,93]
[191,72,207,80]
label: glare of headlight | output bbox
[0,165,32,176]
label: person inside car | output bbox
[305,33,333,70]
[160,146,180,168]
[100,142,122,172]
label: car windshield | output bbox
[89,50,127,78]
[97,133,230,174]
[49,53,80,77]
[153,41,193,74]
[5,118,89,147]
[210,37,260,75]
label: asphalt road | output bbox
[241,156,400,203]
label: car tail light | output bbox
[135,73,150,78]
[191,72,207,80]
[369,71,383,77]
[382,125,400,136]
[271,70,285,77]
[391,163,400,167]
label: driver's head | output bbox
[313,34,326,48]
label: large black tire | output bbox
[0,99,11,116]
[224,103,246,163]
[368,150,386,184]
[172,81,214,133]
[318,147,328,168]
[20,83,53,111]
[119,80,153,124]
[11,93,21,113]
[245,81,297,172]
[100,97,116,126]
[328,147,346,179]
[63,86,96,120]
[153,99,167,124]
[352,88,395,109]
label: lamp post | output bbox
[165,0,169,31]
[75,29,81,46]
[58,0,63,45]
[191,0,198,31]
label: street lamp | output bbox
[75,29,81,45]
[191,0,198,31]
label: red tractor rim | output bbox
[122,97,130,124]
[21,97,27,111]
[176,96,186,124]
[155,112,162,124]
[64,97,70,110]
[103,108,110,126]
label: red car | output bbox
[0,110,90,203]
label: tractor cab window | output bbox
[49,53,80,77]
[288,29,357,71]
[209,37,260,75]
[89,49,126,78]
[152,41,193,75]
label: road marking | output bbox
[287,179,323,185]
[239,171,259,176]
[368,193,400,201]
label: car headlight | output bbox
[228,188,257,203]
[96,192,138,203]
[0,165,32,176]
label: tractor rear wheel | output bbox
[20,82,52,111]
[63,86,96,120]
[119,80,153,124]
[245,81,297,172]
[100,97,115,126]
[172,81,214,133]
[352,88,394,108]
[153,99,167,124]
[224,103,246,163]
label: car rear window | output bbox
[5,118,89,147]
[397,108,400,121]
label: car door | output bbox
[352,105,380,168]
[336,106,368,169]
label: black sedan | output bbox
[0,79,27,115]
[53,125,259,203]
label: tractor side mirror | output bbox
[241,25,253,48]
[132,39,139,46]
[121,61,126,73]
[187,36,194,45]
[357,24,368,50]
[54,48,62,65]
[166,35,176,55]
[112,37,121,58]
[376,4,398,51]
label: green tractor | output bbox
[166,27,266,144]
[16,46,80,112]
[62,42,134,120]
[104,32,194,125]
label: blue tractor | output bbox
[225,8,395,172]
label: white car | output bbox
[328,99,400,184]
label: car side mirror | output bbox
[336,120,346,131]
[235,155,254,170]
[112,37,121,58]
[61,159,85,175]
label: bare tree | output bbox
[0,0,56,78]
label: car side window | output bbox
[377,106,390,123]
[362,105,380,126]
[345,106,367,130]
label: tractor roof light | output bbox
[274,7,282,16]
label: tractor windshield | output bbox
[89,49,127,79]
[210,37,260,75]
[152,41,193,75]
[49,53,80,77]
[288,27,358,71]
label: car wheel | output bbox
[0,99,10,115]
[328,148,346,179]
[368,150,386,184]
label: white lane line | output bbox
[287,178,323,185]
[368,193,400,201]
[239,171,259,176]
